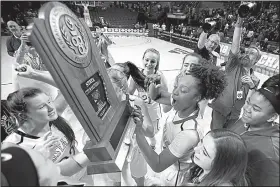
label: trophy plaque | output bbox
[28,2,132,174]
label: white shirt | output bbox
[162,108,203,170]
[4,125,78,163]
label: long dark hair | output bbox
[114,61,147,91]
[185,129,248,186]
[6,88,75,146]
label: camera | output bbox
[238,2,257,18]
[202,18,221,33]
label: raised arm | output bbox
[15,33,29,64]
[16,64,57,87]
[197,31,208,49]
[16,64,68,114]
[148,83,172,105]
[128,78,137,95]
[231,16,244,55]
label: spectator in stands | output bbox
[6,21,22,57]
[255,42,261,49]
[210,16,262,130]
[260,38,269,51]
[195,29,220,66]
[224,22,229,37]
[230,75,279,186]
[273,47,279,54]
[161,22,166,31]
[245,30,254,46]
[135,22,140,29]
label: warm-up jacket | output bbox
[231,120,279,186]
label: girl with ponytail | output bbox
[128,48,168,150]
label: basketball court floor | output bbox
[1,35,270,185]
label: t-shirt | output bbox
[211,50,251,119]
[1,100,18,142]
[162,108,203,170]
[194,46,216,66]
[3,124,78,164]
[160,108,203,186]
[20,47,47,71]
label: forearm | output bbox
[57,152,90,176]
[154,91,172,105]
[28,70,57,88]
[231,17,244,54]
[54,90,68,115]
[135,128,161,172]
[197,31,208,49]
[15,43,27,64]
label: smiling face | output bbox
[7,21,21,34]
[241,91,275,125]
[25,93,58,125]
[193,134,216,172]
[172,74,201,112]
[142,51,159,73]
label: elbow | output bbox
[151,164,165,173]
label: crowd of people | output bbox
[1,1,280,187]
[153,1,279,54]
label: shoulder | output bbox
[6,36,13,44]
[3,133,21,144]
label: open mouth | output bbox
[242,112,250,119]
[48,110,56,117]
[171,97,177,106]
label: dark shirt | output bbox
[212,50,251,118]
[1,100,18,142]
[260,41,268,51]
[194,46,216,66]
[215,45,221,54]
[231,120,279,186]
[6,35,21,57]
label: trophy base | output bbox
[83,98,134,174]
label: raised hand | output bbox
[15,64,35,78]
[241,75,255,89]
[33,132,60,160]
[131,105,144,129]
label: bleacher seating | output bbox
[91,7,138,28]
